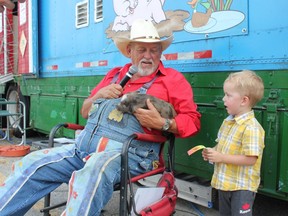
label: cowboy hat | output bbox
[114,19,173,58]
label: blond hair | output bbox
[224,70,264,107]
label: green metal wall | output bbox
[21,75,104,135]
[20,69,288,200]
[178,70,288,201]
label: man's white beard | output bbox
[137,67,154,76]
[137,61,156,76]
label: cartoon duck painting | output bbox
[185,0,245,34]
[188,0,212,27]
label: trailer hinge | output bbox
[263,89,283,137]
[263,89,284,112]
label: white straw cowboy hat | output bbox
[114,19,173,57]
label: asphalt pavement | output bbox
[0,135,219,216]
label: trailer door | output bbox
[0,8,15,76]
[18,0,38,75]
[0,12,4,75]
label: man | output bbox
[0,19,200,216]
[81,19,200,137]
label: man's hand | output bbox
[81,84,123,119]
[134,99,163,130]
[93,84,123,100]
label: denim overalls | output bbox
[0,77,161,216]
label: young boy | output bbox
[202,70,265,216]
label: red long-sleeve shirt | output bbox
[89,62,201,138]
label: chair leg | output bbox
[40,192,66,215]
[41,193,51,216]
[40,202,67,215]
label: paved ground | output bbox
[1,135,288,215]
[0,135,219,216]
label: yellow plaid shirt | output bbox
[211,110,265,192]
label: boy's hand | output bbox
[202,148,222,163]
[202,148,209,161]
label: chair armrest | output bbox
[120,133,168,177]
[119,133,174,215]
[133,133,167,143]
[0,101,19,105]
[48,123,84,148]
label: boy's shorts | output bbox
[218,190,256,216]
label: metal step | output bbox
[0,73,14,84]
[138,173,213,208]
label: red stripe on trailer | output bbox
[47,65,58,70]
[83,62,91,67]
[194,50,212,59]
[163,53,178,60]
[46,65,57,70]
[163,50,212,61]
[98,60,108,66]
[76,60,108,68]
[52,65,58,70]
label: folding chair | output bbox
[40,123,84,216]
[0,98,26,145]
[120,133,177,216]
[40,123,177,216]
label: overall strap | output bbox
[137,72,160,94]
[110,68,122,84]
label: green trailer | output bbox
[0,0,287,207]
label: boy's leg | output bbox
[0,145,83,216]
[231,190,255,216]
[218,190,232,216]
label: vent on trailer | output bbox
[76,0,89,28]
[94,0,103,22]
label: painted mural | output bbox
[106,0,247,40]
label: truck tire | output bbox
[6,85,31,138]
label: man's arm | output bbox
[81,84,123,119]
[163,71,201,138]
[134,99,179,134]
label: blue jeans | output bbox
[0,98,160,216]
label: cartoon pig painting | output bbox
[112,0,167,31]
